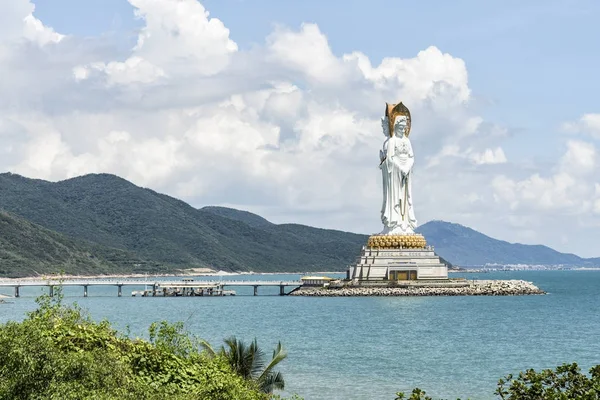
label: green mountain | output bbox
[0,172,597,277]
[417,220,600,267]
[0,210,155,277]
[201,206,273,228]
[0,173,366,276]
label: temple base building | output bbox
[347,234,448,281]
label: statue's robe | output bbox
[380,135,417,234]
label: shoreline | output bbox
[0,271,347,281]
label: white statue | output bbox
[379,102,417,235]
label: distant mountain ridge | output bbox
[207,208,600,268]
[0,172,598,277]
[201,206,273,228]
[417,220,600,267]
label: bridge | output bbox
[0,279,304,297]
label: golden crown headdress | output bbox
[385,102,411,137]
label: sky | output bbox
[1,0,600,257]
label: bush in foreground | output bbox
[396,363,600,400]
[0,293,270,400]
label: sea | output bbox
[1,270,599,400]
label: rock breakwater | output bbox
[290,280,545,296]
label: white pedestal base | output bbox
[347,247,448,281]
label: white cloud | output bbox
[595,184,600,215]
[74,57,166,86]
[267,24,349,85]
[74,0,237,85]
[23,14,64,46]
[18,128,70,177]
[12,114,190,186]
[2,0,600,258]
[266,24,472,110]
[470,147,507,165]
[0,1,63,46]
[130,0,237,66]
[426,144,461,167]
[491,140,598,216]
[347,46,471,104]
[562,113,600,138]
[427,145,507,166]
[560,140,596,174]
[491,175,518,210]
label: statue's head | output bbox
[385,102,411,137]
[394,116,408,137]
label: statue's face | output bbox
[394,116,408,136]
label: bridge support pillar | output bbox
[14,286,19,298]
[279,285,285,296]
[49,286,54,297]
[117,285,122,297]
[83,285,88,297]
[253,285,258,296]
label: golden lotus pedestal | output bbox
[347,233,448,281]
[366,234,427,249]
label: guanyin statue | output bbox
[379,102,418,235]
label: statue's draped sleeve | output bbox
[385,137,395,173]
[405,139,414,173]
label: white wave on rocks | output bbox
[290,280,545,296]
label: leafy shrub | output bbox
[0,292,266,400]
[396,363,600,400]
[496,363,600,400]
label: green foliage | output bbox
[270,395,304,400]
[396,363,600,400]
[0,173,367,276]
[0,292,266,400]
[0,211,153,277]
[394,388,466,400]
[495,363,600,400]
[395,388,435,400]
[202,336,288,393]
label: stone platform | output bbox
[347,234,448,281]
[290,280,546,296]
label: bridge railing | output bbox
[0,279,303,287]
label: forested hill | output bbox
[203,208,599,268]
[0,173,366,276]
[0,172,598,277]
[0,210,155,277]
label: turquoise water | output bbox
[1,270,599,399]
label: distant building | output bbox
[301,276,334,287]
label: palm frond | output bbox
[257,341,287,384]
[259,371,285,393]
[199,339,217,357]
[223,336,261,380]
[219,336,287,393]
[248,338,266,380]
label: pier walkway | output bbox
[0,279,303,297]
